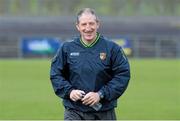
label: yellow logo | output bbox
[100,53,106,60]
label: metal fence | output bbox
[0,16,180,58]
[0,35,179,58]
[131,36,180,58]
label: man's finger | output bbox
[82,98,93,105]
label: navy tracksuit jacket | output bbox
[50,34,130,112]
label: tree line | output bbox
[0,0,180,16]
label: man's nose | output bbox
[85,24,91,31]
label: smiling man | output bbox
[50,8,130,120]
[76,9,99,45]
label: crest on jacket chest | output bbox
[100,52,106,60]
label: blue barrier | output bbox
[21,37,62,56]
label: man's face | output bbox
[76,13,100,42]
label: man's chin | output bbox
[86,39,93,41]
[84,36,94,41]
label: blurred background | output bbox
[0,0,180,120]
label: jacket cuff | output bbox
[66,88,74,99]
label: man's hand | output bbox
[81,92,100,106]
[70,90,85,102]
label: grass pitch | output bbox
[0,59,179,120]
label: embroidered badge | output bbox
[100,53,106,60]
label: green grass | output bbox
[117,59,180,120]
[0,59,180,120]
[0,59,63,119]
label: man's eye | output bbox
[89,22,95,25]
[81,23,86,26]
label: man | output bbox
[50,8,130,120]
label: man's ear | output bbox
[97,20,100,29]
[76,23,80,31]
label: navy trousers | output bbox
[64,108,116,120]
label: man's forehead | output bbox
[78,13,97,22]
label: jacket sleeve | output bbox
[50,44,73,99]
[99,44,130,101]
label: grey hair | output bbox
[76,8,99,23]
